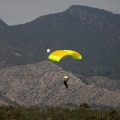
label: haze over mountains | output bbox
[0,5,120,107]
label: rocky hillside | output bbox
[0,61,120,108]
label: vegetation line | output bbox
[0,104,120,120]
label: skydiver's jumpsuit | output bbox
[63,78,69,89]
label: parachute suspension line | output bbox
[67,57,72,77]
[75,59,80,75]
[68,70,70,77]
[48,49,82,78]
[57,44,58,49]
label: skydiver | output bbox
[63,76,69,89]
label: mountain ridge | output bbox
[0,5,120,78]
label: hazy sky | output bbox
[0,0,120,25]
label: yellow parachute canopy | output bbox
[48,49,82,62]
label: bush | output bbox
[79,103,90,108]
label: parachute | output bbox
[48,49,82,89]
[48,49,82,62]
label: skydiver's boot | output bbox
[63,82,68,89]
[66,84,68,89]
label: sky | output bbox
[0,0,120,25]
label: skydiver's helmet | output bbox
[64,76,69,81]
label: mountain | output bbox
[0,19,8,28]
[0,5,120,78]
[0,61,120,108]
